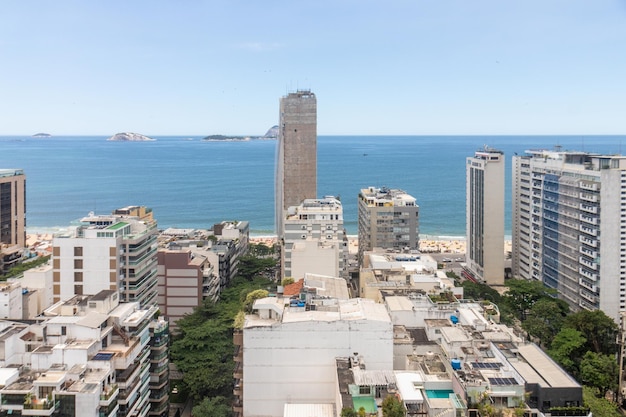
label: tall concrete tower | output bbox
[275,90,317,237]
[466,147,505,286]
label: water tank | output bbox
[450,315,459,324]
[451,359,462,370]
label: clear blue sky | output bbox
[1,1,625,136]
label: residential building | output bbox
[0,281,22,319]
[359,248,458,302]
[357,186,419,263]
[465,147,505,286]
[275,90,317,237]
[282,196,348,280]
[0,290,159,417]
[157,249,214,332]
[512,149,626,321]
[235,297,392,417]
[51,207,158,308]
[0,169,26,274]
[0,169,26,248]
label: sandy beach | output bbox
[249,235,512,256]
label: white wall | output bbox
[243,319,392,417]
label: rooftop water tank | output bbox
[450,315,459,324]
[451,359,462,370]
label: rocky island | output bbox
[32,133,51,138]
[202,126,279,142]
[107,132,155,142]
[202,134,250,142]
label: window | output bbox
[74,272,83,282]
[61,326,67,336]
[73,259,83,269]
[74,246,83,256]
[359,386,371,395]
[74,285,83,296]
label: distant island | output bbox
[202,125,279,142]
[32,133,51,138]
[203,135,251,142]
[107,132,155,142]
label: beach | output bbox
[249,235,512,255]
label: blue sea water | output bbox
[1,135,624,236]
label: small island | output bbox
[202,135,250,142]
[202,126,279,142]
[32,133,51,138]
[107,132,155,142]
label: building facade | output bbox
[156,249,213,332]
[512,149,626,321]
[0,169,26,248]
[465,148,505,286]
[238,297,393,417]
[282,196,348,280]
[52,207,158,308]
[275,90,317,237]
[357,186,419,263]
[0,290,158,417]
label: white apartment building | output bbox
[357,186,419,264]
[239,297,393,417]
[0,290,158,417]
[0,281,22,319]
[466,148,505,286]
[282,196,348,280]
[52,207,158,308]
[513,150,626,321]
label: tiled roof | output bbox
[283,278,304,296]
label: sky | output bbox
[1,1,625,136]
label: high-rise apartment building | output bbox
[465,148,505,286]
[275,90,317,237]
[52,206,158,308]
[513,149,626,321]
[357,186,419,263]
[0,169,26,248]
[0,169,26,274]
[282,196,348,280]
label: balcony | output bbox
[579,182,598,191]
[100,384,119,406]
[580,192,598,203]
[23,399,60,416]
[579,203,598,214]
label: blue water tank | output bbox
[450,315,459,324]
[451,359,462,370]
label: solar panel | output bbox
[472,362,501,369]
[488,377,518,386]
[93,352,114,361]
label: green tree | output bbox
[171,275,272,401]
[1,255,50,280]
[548,328,586,376]
[382,395,405,417]
[565,310,618,355]
[248,242,275,257]
[340,408,358,417]
[583,386,621,417]
[243,289,269,312]
[503,279,556,321]
[461,280,501,303]
[357,407,367,417]
[579,352,619,397]
[237,254,276,281]
[522,298,568,348]
[191,396,233,417]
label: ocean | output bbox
[1,135,624,237]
